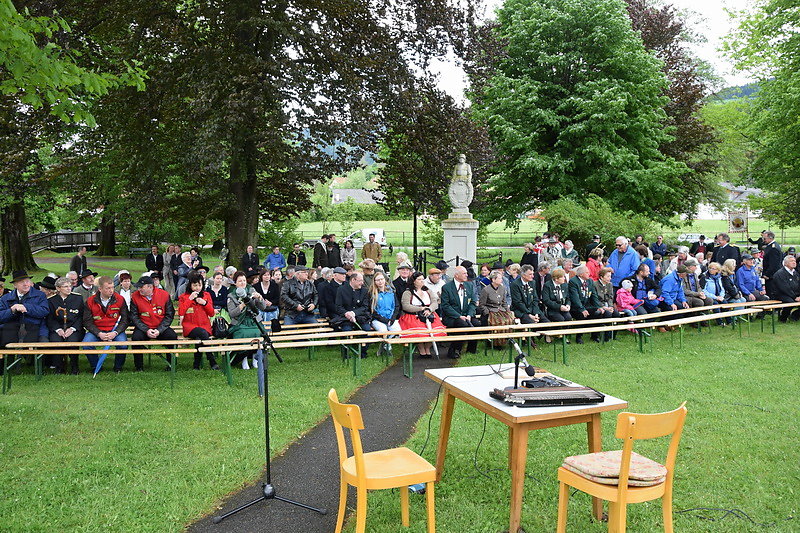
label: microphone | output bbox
[510,340,536,376]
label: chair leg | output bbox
[426,481,436,533]
[355,486,367,533]
[334,479,348,533]
[400,485,410,527]
[608,501,627,533]
[662,491,674,533]
[556,481,569,533]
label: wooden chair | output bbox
[327,389,436,533]
[556,402,688,533]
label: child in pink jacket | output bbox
[615,279,644,317]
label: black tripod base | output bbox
[212,483,327,524]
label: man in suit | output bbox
[762,231,783,298]
[313,235,329,268]
[439,265,479,358]
[0,270,49,373]
[287,243,307,267]
[568,265,606,343]
[583,235,602,261]
[327,233,343,268]
[240,245,260,277]
[145,245,164,273]
[511,265,549,325]
[331,271,372,357]
[534,263,552,309]
[711,233,741,268]
[318,267,346,319]
[689,235,712,257]
[771,255,800,321]
[69,246,88,277]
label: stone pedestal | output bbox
[442,211,479,275]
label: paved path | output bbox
[188,355,456,533]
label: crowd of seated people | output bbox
[1,231,798,374]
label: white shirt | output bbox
[424,278,445,299]
[119,288,132,307]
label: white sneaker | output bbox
[241,359,250,370]
[252,358,258,369]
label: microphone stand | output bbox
[213,303,327,524]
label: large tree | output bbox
[469,0,690,227]
[726,0,800,226]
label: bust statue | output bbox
[448,153,473,212]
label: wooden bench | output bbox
[127,247,151,258]
[755,301,800,333]
[0,339,201,393]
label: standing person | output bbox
[586,248,603,281]
[393,261,413,294]
[130,275,178,371]
[712,233,741,268]
[74,270,98,302]
[170,244,183,291]
[175,252,194,297]
[161,245,175,296]
[568,265,606,343]
[331,272,372,357]
[253,268,281,326]
[689,235,710,256]
[584,235,602,260]
[313,234,329,268]
[762,231,782,297]
[327,233,343,268]
[240,245,260,277]
[0,271,49,373]
[541,268,572,322]
[178,274,219,370]
[520,242,538,270]
[609,237,641,290]
[398,271,446,358]
[287,243,307,267]
[47,277,84,374]
[264,246,286,271]
[511,264,549,326]
[650,235,667,258]
[361,233,382,262]
[69,246,88,278]
[771,256,800,321]
[280,265,318,325]
[736,254,769,302]
[340,240,356,269]
[368,271,401,335]
[439,265,479,358]
[188,247,204,270]
[318,267,346,320]
[82,276,129,372]
[145,245,164,273]
[748,230,768,251]
[227,271,267,369]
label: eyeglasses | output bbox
[615,244,624,247]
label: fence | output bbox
[28,231,101,253]
[414,249,504,272]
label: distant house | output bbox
[694,182,763,220]
[332,189,384,205]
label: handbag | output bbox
[212,315,229,338]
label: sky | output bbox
[434,0,756,101]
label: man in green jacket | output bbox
[511,265,549,325]
[439,265,479,358]
[568,265,606,343]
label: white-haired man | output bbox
[609,236,640,290]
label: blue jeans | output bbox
[284,312,318,325]
[83,331,127,371]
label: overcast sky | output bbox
[434,0,755,101]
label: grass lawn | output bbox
[0,347,393,532]
[350,320,800,532]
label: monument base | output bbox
[442,212,479,276]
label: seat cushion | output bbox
[562,450,667,487]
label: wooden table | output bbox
[425,364,628,533]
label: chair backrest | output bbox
[327,389,367,486]
[613,402,688,495]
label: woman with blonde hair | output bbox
[720,259,746,308]
[368,271,401,335]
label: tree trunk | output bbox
[224,137,260,267]
[95,213,117,256]
[0,199,38,275]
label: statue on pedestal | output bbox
[448,153,473,212]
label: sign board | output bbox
[728,209,748,233]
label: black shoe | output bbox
[419,353,432,359]
[575,336,584,345]
[447,350,461,359]
[164,366,171,372]
[114,368,122,373]
[591,336,601,343]
[193,366,201,370]
[211,364,221,371]
[135,367,144,372]
[71,370,79,375]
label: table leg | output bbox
[587,413,603,521]
[508,426,513,469]
[509,425,529,533]
[434,390,456,482]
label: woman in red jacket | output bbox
[179,273,219,370]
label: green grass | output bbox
[348,321,800,533]
[0,348,392,532]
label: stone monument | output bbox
[442,154,479,273]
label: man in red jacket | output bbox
[82,276,129,372]
[130,275,178,371]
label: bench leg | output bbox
[171,354,176,389]
[772,310,776,334]
[2,356,7,394]
[403,344,413,379]
[561,335,568,365]
[678,326,683,349]
[34,350,42,381]
[223,351,233,386]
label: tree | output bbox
[699,97,757,186]
[725,0,800,226]
[626,0,725,215]
[470,0,690,227]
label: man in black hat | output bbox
[434,260,450,284]
[319,266,346,319]
[74,270,98,302]
[37,274,58,298]
[0,277,9,296]
[584,235,602,260]
[69,246,88,277]
[281,265,318,325]
[0,271,50,373]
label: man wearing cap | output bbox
[0,271,50,372]
[318,266,345,319]
[69,246,88,277]
[82,276,129,372]
[659,265,690,312]
[150,271,166,291]
[145,245,164,273]
[439,266,479,358]
[359,259,376,290]
[38,274,58,298]
[74,270,98,302]
[287,243,307,267]
[281,265,318,325]
[393,261,413,294]
[584,235,602,261]
[434,261,451,284]
[424,267,445,299]
[361,233,382,262]
[681,259,712,309]
[736,254,768,302]
[130,275,178,371]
